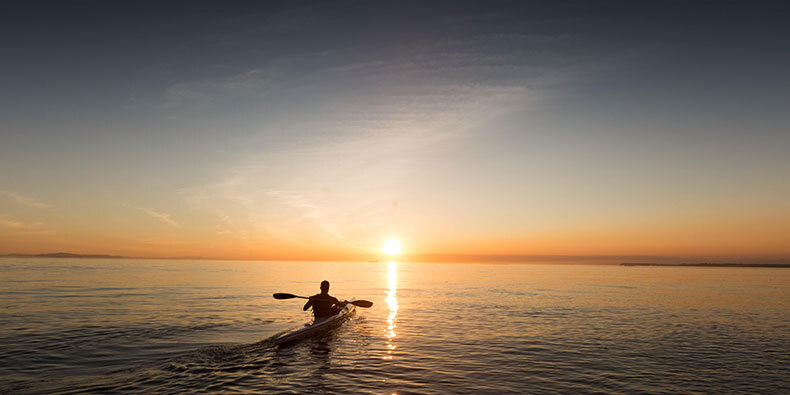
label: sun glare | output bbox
[380,238,402,256]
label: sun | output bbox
[380,238,402,256]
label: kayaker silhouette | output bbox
[303,280,348,319]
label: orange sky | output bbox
[1,188,788,262]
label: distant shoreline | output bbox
[621,262,790,268]
[0,253,126,259]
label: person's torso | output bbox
[310,294,338,318]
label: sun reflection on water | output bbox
[384,260,398,360]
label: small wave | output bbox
[489,288,538,296]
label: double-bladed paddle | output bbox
[273,293,373,308]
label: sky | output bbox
[1,1,789,261]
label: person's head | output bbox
[320,280,330,293]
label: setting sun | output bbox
[380,238,403,256]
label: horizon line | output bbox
[2,251,788,264]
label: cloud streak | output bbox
[162,69,282,108]
[0,190,52,209]
[0,217,42,229]
[160,21,579,112]
[154,9,585,256]
[138,208,181,228]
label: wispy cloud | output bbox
[0,190,52,209]
[161,21,578,111]
[138,208,181,228]
[0,218,29,228]
[265,189,341,240]
[170,55,546,250]
[165,18,582,253]
[162,68,280,108]
[0,215,43,229]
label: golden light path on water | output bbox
[384,260,398,360]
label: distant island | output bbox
[622,262,790,268]
[0,252,212,260]
[1,252,126,259]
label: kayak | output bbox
[274,298,356,345]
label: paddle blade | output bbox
[273,293,298,300]
[351,300,373,308]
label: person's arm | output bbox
[333,297,347,308]
[303,297,313,311]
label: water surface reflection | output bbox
[4,259,788,393]
[384,260,398,360]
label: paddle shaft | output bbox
[273,293,373,308]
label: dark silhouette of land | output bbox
[405,253,673,264]
[0,252,210,260]
[1,252,126,259]
[622,262,790,268]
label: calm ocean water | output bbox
[1,258,788,394]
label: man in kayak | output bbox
[304,280,348,319]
